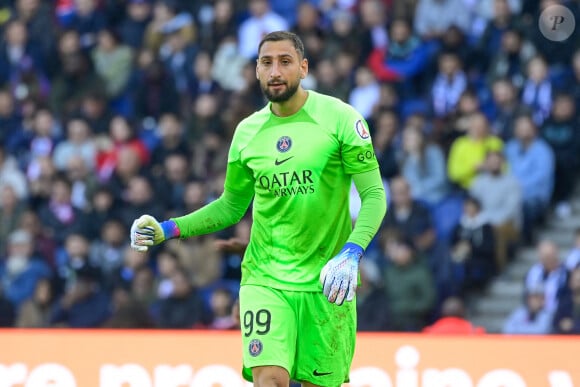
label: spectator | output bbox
[211,36,248,93]
[348,66,381,120]
[423,296,485,334]
[64,154,99,211]
[198,0,238,55]
[0,142,28,200]
[208,287,237,330]
[0,229,51,308]
[167,234,225,288]
[314,58,350,102]
[15,277,54,327]
[103,291,155,328]
[553,267,580,334]
[119,175,165,227]
[52,117,97,171]
[505,114,555,244]
[155,248,180,299]
[131,265,157,308]
[564,228,580,271]
[0,184,27,257]
[25,108,61,170]
[476,0,520,63]
[89,218,128,281]
[357,0,389,65]
[118,0,153,49]
[384,176,437,257]
[96,115,149,182]
[414,0,471,40]
[370,109,401,181]
[489,78,530,140]
[383,234,436,331]
[524,240,568,313]
[441,89,483,150]
[0,90,24,150]
[521,55,552,126]
[237,0,288,59]
[12,0,56,57]
[485,28,535,90]
[568,49,580,111]
[143,0,196,54]
[60,0,107,49]
[291,2,325,68]
[186,51,222,103]
[368,17,432,87]
[450,196,497,290]
[109,245,149,291]
[503,285,553,334]
[159,28,199,96]
[91,28,134,103]
[75,92,113,135]
[0,288,16,326]
[133,58,180,120]
[470,151,521,271]
[49,51,106,117]
[18,209,57,269]
[155,153,193,213]
[356,259,390,331]
[38,174,88,246]
[541,93,580,219]
[400,125,448,206]
[155,268,209,329]
[50,265,110,327]
[447,112,503,190]
[84,186,119,240]
[0,19,44,85]
[431,51,468,118]
[322,9,360,60]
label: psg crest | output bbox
[276,136,292,152]
[249,339,263,357]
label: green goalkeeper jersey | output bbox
[172,90,384,291]
[225,91,379,291]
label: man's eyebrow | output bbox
[259,53,295,60]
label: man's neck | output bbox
[271,88,308,117]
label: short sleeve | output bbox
[339,107,379,175]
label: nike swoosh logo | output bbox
[274,156,294,166]
[313,370,333,376]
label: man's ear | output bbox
[301,58,309,79]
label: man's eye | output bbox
[282,60,290,65]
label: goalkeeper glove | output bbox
[130,215,180,252]
[319,242,363,306]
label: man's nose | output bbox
[269,62,281,78]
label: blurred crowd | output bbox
[0,0,579,333]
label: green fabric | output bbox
[173,91,386,291]
[240,285,355,385]
[349,168,387,249]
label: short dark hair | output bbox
[258,31,305,59]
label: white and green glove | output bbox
[319,242,363,306]
[130,215,180,252]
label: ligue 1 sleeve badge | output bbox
[354,120,370,139]
[249,339,263,357]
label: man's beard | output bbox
[262,79,300,102]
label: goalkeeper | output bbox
[131,31,386,387]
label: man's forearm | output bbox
[171,189,253,238]
[348,168,387,249]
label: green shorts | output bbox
[240,284,356,386]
